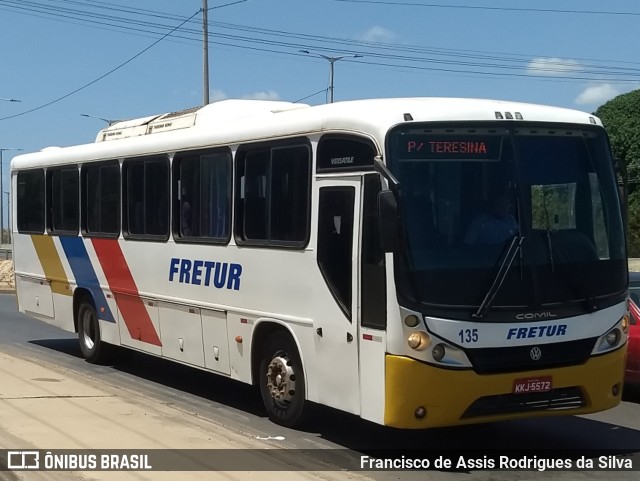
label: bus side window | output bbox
[317,186,355,320]
[82,161,120,237]
[16,169,45,234]
[123,156,169,240]
[235,140,310,247]
[173,148,232,242]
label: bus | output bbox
[11,97,629,429]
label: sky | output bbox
[1,0,640,207]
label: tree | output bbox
[595,89,640,256]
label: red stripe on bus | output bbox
[91,239,162,346]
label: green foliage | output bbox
[595,89,640,256]
[628,191,640,257]
[531,184,575,230]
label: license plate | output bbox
[512,376,552,394]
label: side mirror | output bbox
[378,190,402,252]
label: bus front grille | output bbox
[464,338,597,374]
[461,387,585,419]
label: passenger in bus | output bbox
[181,194,193,236]
[463,189,518,245]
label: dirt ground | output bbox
[0,259,14,290]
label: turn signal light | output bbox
[622,314,630,333]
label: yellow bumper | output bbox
[384,347,626,429]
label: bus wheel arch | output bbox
[252,322,308,427]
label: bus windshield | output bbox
[387,123,627,320]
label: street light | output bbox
[0,98,21,103]
[0,148,22,245]
[299,50,362,103]
[80,113,120,126]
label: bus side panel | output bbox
[116,294,162,356]
[357,326,387,425]
[14,234,76,333]
[14,233,55,319]
[51,291,74,333]
[227,311,253,382]
[201,308,231,375]
[15,276,54,319]
[158,301,205,368]
[95,289,121,346]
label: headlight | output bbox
[407,331,430,350]
[592,317,628,355]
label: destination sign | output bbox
[398,135,503,161]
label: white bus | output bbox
[11,98,629,429]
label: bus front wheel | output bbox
[77,299,110,364]
[259,331,307,428]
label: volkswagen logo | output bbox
[530,346,542,361]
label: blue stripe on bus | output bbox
[59,237,116,323]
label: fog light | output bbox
[432,343,446,362]
[407,331,430,350]
[404,314,420,328]
[612,383,621,397]
[414,406,426,419]
[605,329,621,347]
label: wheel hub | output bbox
[266,355,296,404]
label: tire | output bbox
[259,331,308,428]
[77,299,111,364]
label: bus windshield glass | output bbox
[387,123,626,319]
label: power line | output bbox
[0,8,203,121]
[3,0,640,82]
[293,88,329,103]
[326,0,640,17]
[2,0,640,117]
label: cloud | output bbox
[241,90,280,100]
[357,26,396,43]
[207,90,280,102]
[210,89,228,102]
[526,57,582,76]
[575,83,622,105]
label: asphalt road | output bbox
[1,293,640,480]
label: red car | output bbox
[626,298,640,384]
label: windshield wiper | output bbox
[473,235,525,319]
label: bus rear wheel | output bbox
[259,331,307,428]
[77,299,110,364]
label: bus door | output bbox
[357,173,387,423]
[314,176,362,414]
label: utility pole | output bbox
[0,148,23,245]
[1,100,22,244]
[300,50,362,103]
[203,0,210,105]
